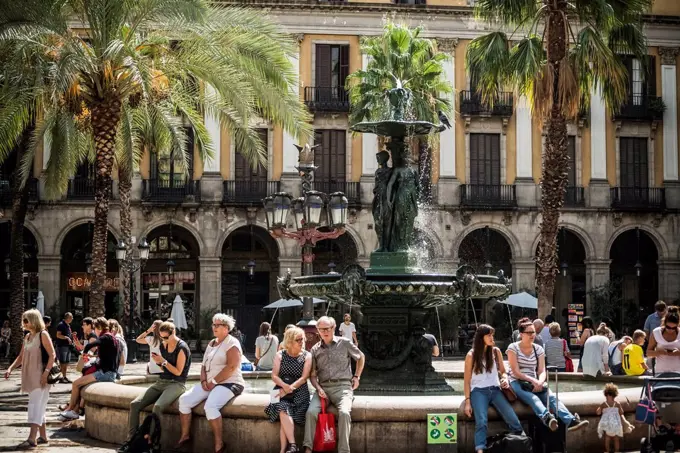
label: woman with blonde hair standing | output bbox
[265,326,311,453]
[4,309,56,448]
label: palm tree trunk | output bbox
[9,143,30,356]
[89,97,123,317]
[536,3,570,320]
[118,166,132,327]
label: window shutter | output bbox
[620,137,648,187]
[340,45,350,85]
[647,55,657,96]
[316,44,331,87]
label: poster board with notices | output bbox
[427,413,457,453]
[568,303,585,347]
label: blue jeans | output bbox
[470,386,524,451]
[510,380,574,425]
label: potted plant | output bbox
[648,96,666,119]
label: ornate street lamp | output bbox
[166,259,175,276]
[328,261,338,274]
[247,260,256,278]
[561,261,569,277]
[116,237,150,363]
[635,227,642,278]
[263,143,348,329]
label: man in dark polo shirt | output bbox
[56,312,74,383]
[304,316,365,453]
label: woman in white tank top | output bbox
[463,324,524,453]
[646,306,680,376]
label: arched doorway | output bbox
[142,225,199,337]
[221,225,279,352]
[458,227,513,324]
[60,223,119,322]
[609,228,658,333]
[550,229,587,344]
[312,233,358,275]
[0,222,39,321]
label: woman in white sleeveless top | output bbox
[463,324,523,453]
[177,314,245,453]
[646,306,680,376]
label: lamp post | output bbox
[116,237,150,363]
[263,144,348,329]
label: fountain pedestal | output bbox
[367,251,419,275]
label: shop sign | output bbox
[67,273,120,292]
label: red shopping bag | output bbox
[313,398,336,452]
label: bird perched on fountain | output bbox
[438,110,452,129]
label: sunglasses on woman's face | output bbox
[295,337,304,343]
[160,335,170,341]
[22,319,28,324]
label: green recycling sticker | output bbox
[427,413,457,444]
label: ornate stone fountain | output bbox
[277,85,511,392]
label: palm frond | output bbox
[466,32,510,106]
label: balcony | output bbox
[223,180,280,206]
[614,95,664,121]
[142,179,200,204]
[611,187,665,211]
[460,91,513,117]
[67,177,95,200]
[563,186,585,207]
[304,86,350,112]
[0,178,39,207]
[460,184,517,209]
[314,180,361,207]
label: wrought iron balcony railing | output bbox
[614,95,664,121]
[223,180,280,206]
[0,178,39,207]
[460,91,514,117]
[142,179,200,204]
[67,177,96,200]
[304,86,350,112]
[314,180,361,207]
[563,186,585,207]
[611,187,665,210]
[460,184,517,208]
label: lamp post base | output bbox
[126,335,138,364]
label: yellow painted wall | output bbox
[581,125,592,187]
[432,140,440,183]
[532,123,543,183]
[455,40,470,184]
[140,149,150,179]
[193,143,202,180]
[220,127,231,180]
[506,113,517,184]
[273,126,283,180]
[652,0,680,16]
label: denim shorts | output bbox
[93,370,117,382]
[57,346,71,363]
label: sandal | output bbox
[37,437,49,445]
[17,440,36,450]
[176,437,191,448]
[58,404,69,411]
[215,442,226,453]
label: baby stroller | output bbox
[640,376,680,453]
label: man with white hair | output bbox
[532,319,545,347]
[304,316,365,453]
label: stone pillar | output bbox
[281,34,304,192]
[661,47,680,208]
[436,38,460,206]
[589,85,610,208]
[515,96,537,207]
[510,258,536,294]
[584,259,611,315]
[279,258,302,277]
[199,257,222,313]
[38,255,61,314]
[658,259,680,302]
[203,84,221,173]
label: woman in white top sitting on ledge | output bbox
[176,313,245,453]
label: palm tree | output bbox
[346,23,453,203]
[466,0,650,318]
[0,1,311,317]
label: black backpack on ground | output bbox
[119,413,161,453]
[486,432,533,453]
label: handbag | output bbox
[39,331,63,384]
[487,432,533,453]
[563,339,574,372]
[273,375,296,401]
[502,385,517,402]
[635,384,657,425]
[313,398,336,452]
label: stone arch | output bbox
[530,223,596,260]
[0,220,44,255]
[413,227,444,258]
[220,224,280,262]
[215,220,284,260]
[138,218,206,257]
[339,225,367,259]
[606,225,668,260]
[452,223,522,260]
[54,217,120,256]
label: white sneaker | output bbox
[60,409,79,420]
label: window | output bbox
[151,127,194,184]
[622,56,656,105]
[619,137,648,188]
[148,235,193,259]
[234,129,268,182]
[315,44,349,90]
[469,133,501,185]
[567,136,576,186]
[314,130,346,182]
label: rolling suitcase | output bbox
[529,366,567,453]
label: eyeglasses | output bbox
[22,319,27,324]
[212,323,227,328]
[523,331,537,335]
[160,335,170,341]
[317,327,332,333]
[295,337,304,343]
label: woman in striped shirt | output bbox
[506,319,588,432]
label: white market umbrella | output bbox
[500,291,538,309]
[36,291,45,316]
[263,298,326,310]
[170,295,188,330]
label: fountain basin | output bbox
[82,373,647,453]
